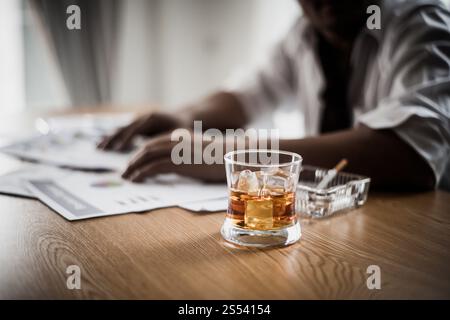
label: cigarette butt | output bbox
[334,159,348,172]
[316,159,349,190]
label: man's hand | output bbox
[97,112,187,151]
[121,132,226,183]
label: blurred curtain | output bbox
[31,0,121,107]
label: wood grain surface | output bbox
[0,111,449,299]
[1,183,449,299]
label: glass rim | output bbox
[223,149,302,168]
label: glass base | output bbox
[220,218,301,248]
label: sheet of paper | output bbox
[25,171,227,220]
[0,165,228,218]
[0,165,69,198]
[179,198,227,212]
[35,113,134,136]
[1,113,136,171]
[0,132,131,171]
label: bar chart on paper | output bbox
[26,171,227,220]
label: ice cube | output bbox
[245,199,273,230]
[258,186,271,198]
[260,167,279,176]
[231,171,240,189]
[237,170,259,193]
[264,174,287,195]
[284,174,296,192]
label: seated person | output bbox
[99,0,450,190]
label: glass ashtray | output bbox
[296,165,370,218]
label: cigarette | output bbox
[316,159,348,190]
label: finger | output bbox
[127,132,173,163]
[97,127,128,150]
[99,117,146,151]
[114,118,149,151]
[121,143,173,179]
[97,133,117,149]
[114,127,138,151]
[128,158,176,183]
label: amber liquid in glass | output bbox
[227,189,296,230]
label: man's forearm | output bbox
[280,126,435,190]
[177,95,435,189]
[181,91,248,131]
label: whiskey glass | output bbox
[221,150,302,247]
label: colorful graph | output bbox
[90,180,123,188]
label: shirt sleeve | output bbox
[358,5,450,186]
[222,22,300,122]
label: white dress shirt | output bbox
[225,0,450,188]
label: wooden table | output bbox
[0,111,449,299]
